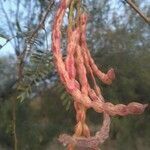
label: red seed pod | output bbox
[75,45,89,95]
[107,68,115,80]
[65,55,76,79]
[114,104,128,116]
[80,13,115,85]
[75,122,83,137]
[82,123,90,137]
[127,102,148,114]
[52,0,148,149]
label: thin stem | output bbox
[0,36,17,50]
[125,0,150,24]
[12,98,18,150]
[68,0,76,29]
[18,0,54,79]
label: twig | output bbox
[24,0,54,58]
[12,98,18,150]
[18,0,54,79]
[0,36,17,50]
[125,0,150,24]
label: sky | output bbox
[0,37,15,57]
[0,0,149,57]
[0,0,16,57]
[0,0,49,57]
[0,0,121,57]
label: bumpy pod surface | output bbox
[51,0,148,149]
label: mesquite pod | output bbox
[80,13,115,85]
[52,0,147,116]
[65,28,80,79]
[52,0,148,149]
[59,113,110,149]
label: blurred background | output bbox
[0,0,149,149]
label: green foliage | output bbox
[0,100,13,147]
[52,82,73,111]
[17,50,53,102]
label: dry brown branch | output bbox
[125,0,150,24]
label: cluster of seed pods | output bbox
[52,0,148,149]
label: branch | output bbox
[12,97,18,150]
[18,0,54,79]
[125,0,150,24]
[0,35,17,50]
[23,0,55,58]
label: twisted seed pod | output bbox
[59,114,110,149]
[65,28,80,79]
[52,0,148,149]
[75,45,88,95]
[52,0,147,117]
[80,13,115,85]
